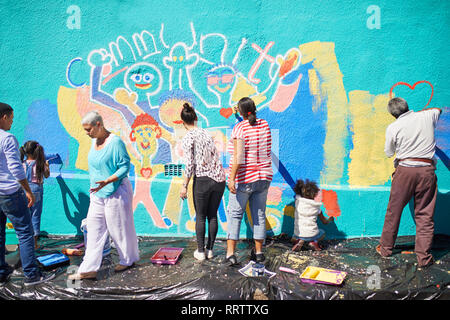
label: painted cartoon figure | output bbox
[128,113,172,228]
[123,62,163,108]
[87,50,176,228]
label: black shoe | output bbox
[0,274,10,284]
[250,249,265,263]
[255,253,265,263]
[24,272,56,286]
[223,254,238,266]
[0,265,14,284]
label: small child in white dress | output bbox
[292,179,334,251]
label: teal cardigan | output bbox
[88,134,130,198]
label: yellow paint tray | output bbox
[300,266,347,285]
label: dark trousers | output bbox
[192,176,225,252]
[379,165,437,267]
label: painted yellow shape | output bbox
[114,88,145,116]
[283,205,295,218]
[347,91,394,186]
[266,207,282,218]
[308,69,321,112]
[57,86,91,171]
[299,41,348,184]
[231,75,257,103]
[163,177,183,225]
[163,177,196,226]
[265,215,279,231]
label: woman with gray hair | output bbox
[68,111,139,280]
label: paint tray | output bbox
[150,247,184,265]
[37,252,70,271]
[300,266,347,286]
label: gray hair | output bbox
[81,111,103,125]
[388,97,409,118]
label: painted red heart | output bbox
[219,107,233,119]
[389,80,434,108]
[140,167,153,179]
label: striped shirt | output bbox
[182,128,226,183]
[228,119,273,184]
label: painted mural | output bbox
[8,1,448,239]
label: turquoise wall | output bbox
[1,0,449,239]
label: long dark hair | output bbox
[180,103,198,125]
[294,179,320,200]
[238,97,257,125]
[20,141,46,182]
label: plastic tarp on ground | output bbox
[1,234,449,300]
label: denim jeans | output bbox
[227,179,271,241]
[293,229,325,242]
[29,183,43,237]
[0,189,40,279]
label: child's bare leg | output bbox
[292,239,305,251]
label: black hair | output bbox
[238,97,257,126]
[294,179,320,200]
[180,103,198,125]
[0,102,13,118]
[20,141,46,183]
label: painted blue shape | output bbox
[436,147,450,170]
[258,62,326,185]
[218,197,227,224]
[435,108,449,170]
[24,100,71,166]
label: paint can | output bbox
[80,219,111,257]
[252,263,265,277]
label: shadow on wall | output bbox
[56,176,89,235]
[435,191,450,235]
[408,190,450,236]
[280,201,347,240]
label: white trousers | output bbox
[78,178,139,273]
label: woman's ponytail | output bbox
[21,141,46,183]
[34,143,46,183]
[19,146,26,162]
[237,97,257,125]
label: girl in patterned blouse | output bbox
[180,103,226,261]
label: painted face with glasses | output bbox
[206,66,236,94]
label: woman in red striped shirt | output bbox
[225,97,272,265]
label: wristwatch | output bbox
[182,183,188,188]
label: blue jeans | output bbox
[0,189,40,279]
[29,183,43,236]
[227,180,271,241]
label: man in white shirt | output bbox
[377,97,442,268]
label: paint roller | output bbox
[45,153,63,176]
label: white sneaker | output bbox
[205,248,214,259]
[194,249,206,261]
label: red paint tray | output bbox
[150,247,184,265]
